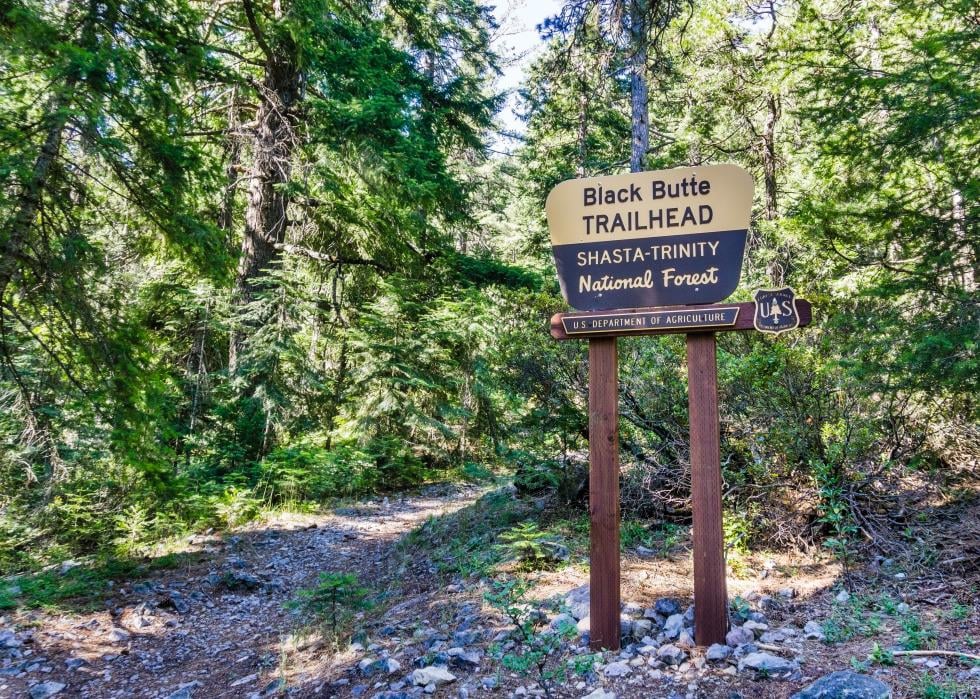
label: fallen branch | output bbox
[891,649,980,662]
[756,642,798,655]
[938,557,971,566]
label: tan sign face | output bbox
[546,164,754,311]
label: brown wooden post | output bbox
[588,336,620,651]
[686,332,728,645]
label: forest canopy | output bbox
[0,0,976,573]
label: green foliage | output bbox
[821,594,890,644]
[795,0,979,401]
[485,578,591,697]
[916,672,967,699]
[813,454,860,573]
[0,553,193,611]
[513,458,564,495]
[397,489,527,581]
[620,519,652,551]
[723,506,759,557]
[900,615,939,651]
[730,596,751,621]
[496,522,565,571]
[112,505,154,557]
[212,487,262,529]
[869,642,895,666]
[289,572,370,643]
[946,603,971,622]
[257,439,431,503]
[0,0,977,576]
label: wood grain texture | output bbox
[551,300,812,340]
[588,337,621,651]
[686,332,729,646]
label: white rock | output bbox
[412,666,457,687]
[581,690,616,699]
[725,626,754,646]
[657,644,686,666]
[835,590,850,604]
[738,652,799,676]
[229,674,258,688]
[663,614,685,639]
[565,586,591,620]
[58,560,81,575]
[705,643,731,662]
[602,661,631,677]
[677,629,695,648]
[107,628,130,643]
[550,613,576,632]
[803,621,825,641]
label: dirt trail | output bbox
[1,485,482,699]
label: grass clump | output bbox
[900,615,939,651]
[397,488,527,581]
[916,672,967,699]
[821,594,889,643]
[0,552,195,611]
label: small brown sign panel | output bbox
[562,306,740,335]
[550,300,813,340]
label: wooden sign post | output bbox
[545,166,812,651]
[588,336,620,650]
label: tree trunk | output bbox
[228,23,301,372]
[575,45,591,177]
[0,97,71,308]
[218,86,243,236]
[761,93,780,221]
[626,0,649,173]
[0,0,97,297]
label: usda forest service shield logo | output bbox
[753,287,800,335]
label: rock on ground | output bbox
[726,626,754,646]
[790,671,892,699]
[565,585,591,620]
[705,643,732,662]
[738,651,800,677]
[582,690,616,699]
[411,665,456,686]
[602,661,631,677]
[29,682,67,699]
[804,620,826,641]
[656,644,686,666]
[663,613,685,639]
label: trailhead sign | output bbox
[546,164,812,652]
[546,164,754,310]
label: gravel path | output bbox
[1,485,482,699]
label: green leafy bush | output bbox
[485,578,594,698]
[497,522,565,571]
[513,459,562,495]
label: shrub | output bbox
[289,572,370,643]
